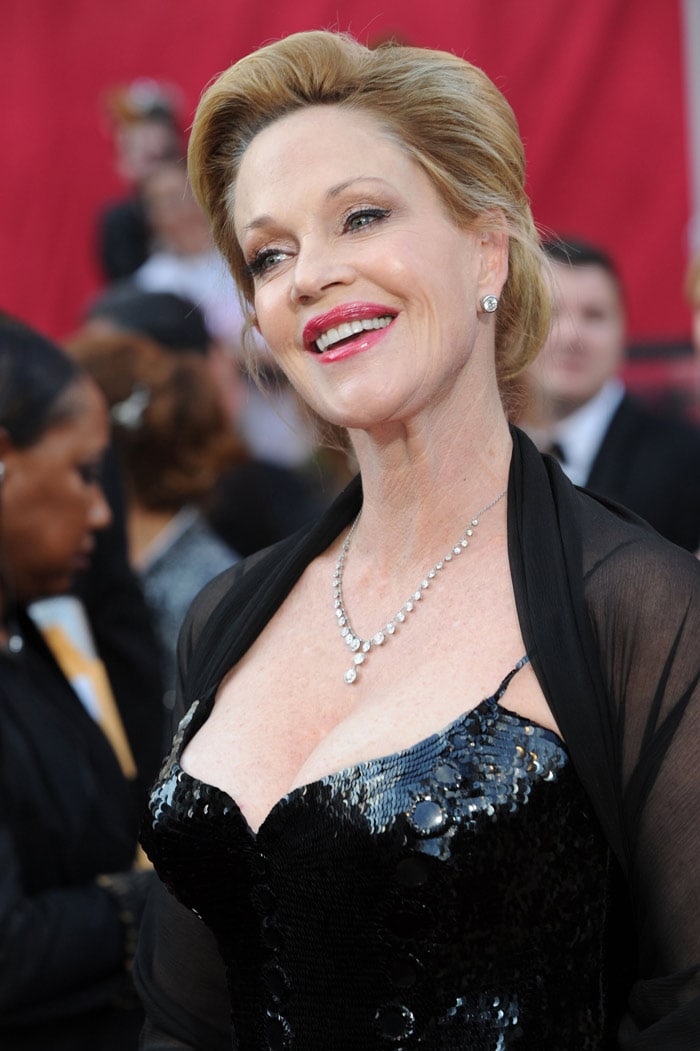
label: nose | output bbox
[89,485,113,532]
[290,236,354,305]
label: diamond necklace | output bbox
[334,486,507,685]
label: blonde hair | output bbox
[189,29,550,389]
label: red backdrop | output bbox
[0,0,691,344]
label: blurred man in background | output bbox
[520,236,700,551]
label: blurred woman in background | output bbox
[68,330,244,697]
[0,315,154,1049]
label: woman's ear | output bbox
[476,212,509,298]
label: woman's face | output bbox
[1,378,112,602]
[233,105,507,434]
[142,163,213,257]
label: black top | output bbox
[135,428,700,1049]
[142,655,629,1048]
[0,612,147,1049]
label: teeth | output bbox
[315,315,393,353]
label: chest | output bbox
[180,546,553,834]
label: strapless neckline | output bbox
[172,655,561,838]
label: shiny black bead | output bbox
[265,1012,292,1050]
[375,1002,415,1041]
[407,798,448,836]
[262,916,284,950]
[264,962,291,1004]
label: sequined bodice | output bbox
[142,662,617,1050]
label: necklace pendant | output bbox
[344,649,366,685]
[335,485,506,689]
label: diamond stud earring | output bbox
[480,295,499,313]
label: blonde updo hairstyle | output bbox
[188,30,549,391]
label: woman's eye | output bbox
[247,248,289,278]
[77,462,102,487]
[344,207,391,232]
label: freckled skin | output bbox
[233,105,505,438]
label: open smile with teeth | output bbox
[314,315,393,353]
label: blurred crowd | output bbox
[0,74,699,1049]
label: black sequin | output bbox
[142,658,621,1048]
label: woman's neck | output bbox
[347,399,512,569]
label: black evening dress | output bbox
[135,429,700,1049]
[141,656,626,1049]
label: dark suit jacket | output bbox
[0,613,147,1049]
[585,394,700,551]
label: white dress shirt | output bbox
[526,378,625,487]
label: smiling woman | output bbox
[230,104,514,433]
[135,30,700,1050]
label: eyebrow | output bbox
[241,176,390,235]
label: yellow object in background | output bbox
[29,596,137,780]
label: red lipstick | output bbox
[302,302,397,350]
